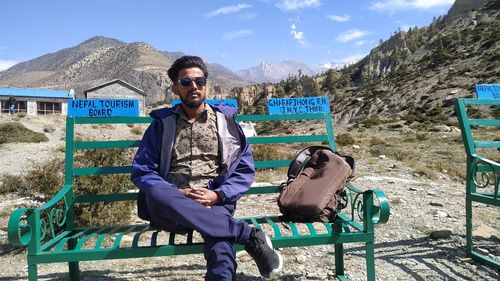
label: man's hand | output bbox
[184,187,220,207]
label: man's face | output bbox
[172,67,207,109]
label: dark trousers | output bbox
[145,185,252,281]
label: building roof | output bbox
[84,79,146,96]
[0,87,71,99]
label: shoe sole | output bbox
[264,235,283,280]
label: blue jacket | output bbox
[131,103,255,221]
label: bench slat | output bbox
[236,113,327,121]
[74,117,152,124]
[288,223,300,237]
[462,98,500,106]
[305,223,317,236]
[75,193,137,203]
[248,135,328,144]
[473,140,500,148]
[74,166,132,176]
[254,160,290,169]
[75,140,141,149]
[468,119,500,126]
[264,217,282,238]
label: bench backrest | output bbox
[65,112,336,202]
[455,98,500,158]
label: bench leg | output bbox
[27,263,38,281]
[334,243,345,277]
[333,221,345,279]
[69,262,80,281]
[365,241,376,281]
[465,183,473,256]
[68,239,81,281]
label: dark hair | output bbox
[167,55,208,82]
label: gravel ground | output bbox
[0,115,499,280]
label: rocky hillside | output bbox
[232,0,499,126]
[0,36,249,105]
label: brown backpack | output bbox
[277,146,354,222]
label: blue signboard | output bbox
[475,84,500,99]
[267,96,330,115]
[68,99,139,117]
[172,99,238,108]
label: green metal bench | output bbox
[455,98,500,270]
[8,112,390,280]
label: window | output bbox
[37,101,62,115]
[1,100,26,114]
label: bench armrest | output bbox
[471,154,500,169]
[8,184,74,247]
[469,154,499,194]
[343,182,390,225]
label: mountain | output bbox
[237,60,317,83]
[231,0,499,125]
[0,37,249,105]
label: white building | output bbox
[0,88,72,116]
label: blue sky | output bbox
[0,0,455,71]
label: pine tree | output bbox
[321,69,336,92]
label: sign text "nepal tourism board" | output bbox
[68,99,139,117]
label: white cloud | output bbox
[222,29,254,41]
[327,14,350,22]
[370,0,454,11]
[336,29,370,42]
[290,22,306,46]
[206,3,252,18]
[0,60,17,71]
[277,0,321,11]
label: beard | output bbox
[186,101,204,108]
[180,93,205,109]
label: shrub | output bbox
[369,144,390,157]
[336,133,355,147]
[252,145,281,161]
[0,174,28,194]
[363,117,383,128]
[416,133,429,141]
[369,136,385,146]
[0,122,48,144]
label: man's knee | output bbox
[145,185,179,211]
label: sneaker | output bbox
[244,228,283,278]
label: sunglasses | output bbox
[175,76,207,87]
